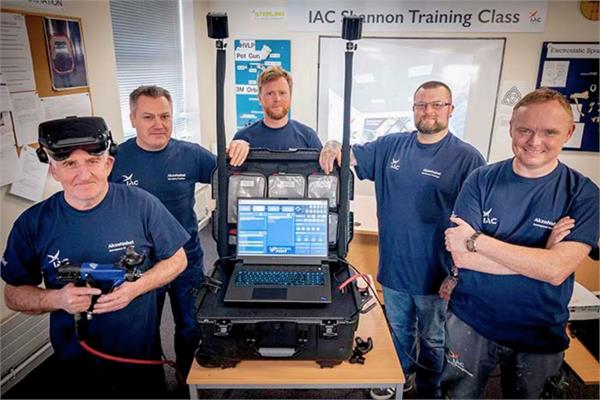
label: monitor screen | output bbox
[237,198,329,259]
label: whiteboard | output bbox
[317,37,506,160]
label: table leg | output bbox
[395,384,404,400]
[189,384,198,400]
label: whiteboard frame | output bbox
[316,36,507,160]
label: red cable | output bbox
[338,273,369,291]
[79,340,175,367]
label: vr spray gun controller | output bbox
[57,246,144,321]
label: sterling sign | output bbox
[287,1,547,33]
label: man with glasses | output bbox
[320,81,485,399]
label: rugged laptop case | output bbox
[195,261,363,368]
[194,149,362,368]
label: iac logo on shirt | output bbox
[532,217,555,230]
[167,173,186,181]
[47,250,69,269]
[482,208,498,225]
[390,158,400,171]
[122,173,139,186]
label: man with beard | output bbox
[232,66,322,151]
[320,81,485,399]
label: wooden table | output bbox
[187,300,405,399]
[565,327,600,385]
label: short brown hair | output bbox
[129,85,172,113]
[257,66,293,94]
[414,80,453,103]
[512,87,573,124]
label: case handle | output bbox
[257,347,297,358]
[246,328,308,358]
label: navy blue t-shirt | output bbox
[353,132,485,295]
[110,138,215,270]
[233,119,322,150]
[1,183,190,361]
[450,159,600,352]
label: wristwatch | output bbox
[466,231,481,252]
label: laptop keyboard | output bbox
[235,268,326,287]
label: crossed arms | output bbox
[445,216,591,286]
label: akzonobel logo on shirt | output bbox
[167,173,186,181]
[532,217,555,230]
[108,240,135,252]
[421,168,442,179]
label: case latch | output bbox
[214,320,232,337]
[321,320,339,338]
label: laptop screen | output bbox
[237,198,329,264]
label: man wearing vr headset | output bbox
[110,85,249,385]
[1,116,190,398]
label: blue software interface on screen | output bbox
[237,199,328,257]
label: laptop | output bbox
[224,198,332,304]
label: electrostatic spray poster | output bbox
[536,42,599,152]
[234,39,291,130]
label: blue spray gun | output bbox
[56,246,177,368]
[57,246,144,323]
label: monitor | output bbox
[237,198,329,264]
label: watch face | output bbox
[580,1,599,21]
[466,239,475,252]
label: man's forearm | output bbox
[476,235,590,285]
[130,247,187,297]
[452,251,516,275]
[4,284,60,314]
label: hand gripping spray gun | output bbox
[56,247,177,369]
[56,246,144,336]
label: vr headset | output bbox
[37,116,117,163]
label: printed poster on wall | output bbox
[536,42,599,152]
[234,39,291,130]
[43,17,89,90]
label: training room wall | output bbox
[0,1,122,321]
[194,0,599,194]
[0,1,597,318]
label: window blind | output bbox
[110,0,186,140]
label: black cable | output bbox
[332,256,442,373]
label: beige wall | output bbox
[0,1,598,321]
[0,0,122,320]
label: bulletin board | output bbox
[2,8,91,98]
[536,42,599,153]
[0,8,92,200]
